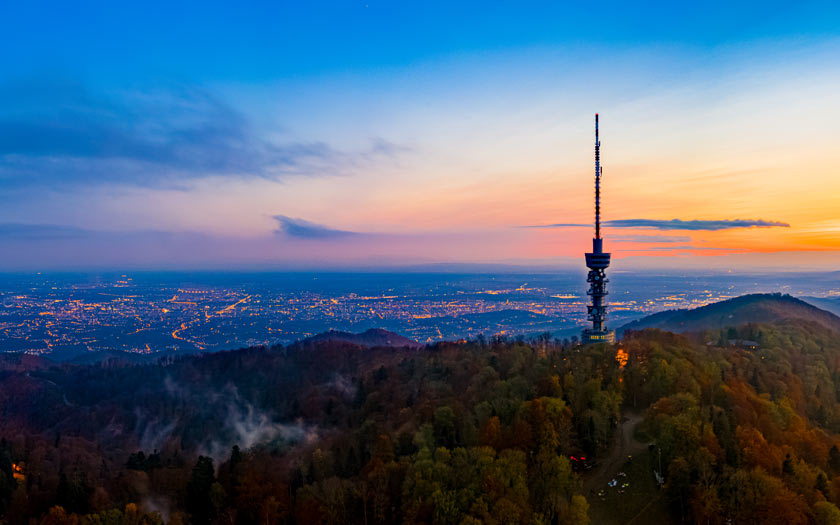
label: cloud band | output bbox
[528,218,790,231]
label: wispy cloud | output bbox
[528,223,591,228]
[0,222,217,243]
[606,219,790,230]
[273,215,358,239]
[527,218,790,231]
[0,78,405,190]
[0,223,91,240]
[0,222,286,269]
[628,245,735,251]
[609,234,691,243]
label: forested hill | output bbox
[298,328,423,349]
[619,292,840,335]
[803,296,840,318]
[4,313,840,523]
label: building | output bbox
[582,114,616,344]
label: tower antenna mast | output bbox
[595,113,601,240]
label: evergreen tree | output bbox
[186,456,216,524]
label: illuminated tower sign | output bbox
[582,114,616,344]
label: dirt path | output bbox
[626,494,664,525]
[583,410,647,493]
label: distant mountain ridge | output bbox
[299,328,423,349]
[619,293,840,335]
[801,296,840,317]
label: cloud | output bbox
[273,215,358,239]
[528,223,591,228]
[605,219,790,230]
[3,219,362,244]
[0,223,207,242]
[609,234,691,243]
[528,218,790,231]
[0,77,404,190]
[625,245,735,251]
[367,137,413,158]
[0,223,91,240]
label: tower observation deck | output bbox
[582,114,616,344]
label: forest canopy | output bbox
[2,316,840,524]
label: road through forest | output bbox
[583,410,648,493]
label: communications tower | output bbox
[582,114,615,344]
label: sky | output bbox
[1,1,839,270]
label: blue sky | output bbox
[1,1,839,269]
[5,1,837,83]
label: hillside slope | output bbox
[298,327,423,349]
[619,293,840,334]
[802,295,840,317]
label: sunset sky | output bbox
[1,1,839,270]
